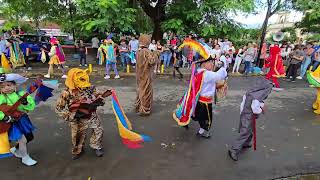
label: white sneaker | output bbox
[104,75,110,79]
[79,64,82,67]
[272,87,284,91]
[44,74,50,78]
[27,67,32,70]
[61,75,67,79]
[115,75,120,79]
[10,147,23,158]
[84,64,88,67]
[22,155,37,166]
[154,70,157,73]
[296,76,302,80]
[157,70,160,73]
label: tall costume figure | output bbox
[56,68,109,159]
[5,39,25,68]
[135,34,156,116]
[265,33,285,91]
[0,73,37,166]
[228,78,273,161]
[173,39,228,138]
[307,65,320,115]
[44,38,67,79]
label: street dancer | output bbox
[228,78,273,161]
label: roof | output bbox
[39,22,61,29]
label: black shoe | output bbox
[228,150,238,161]
[72,154,81,160]
[183,125,189,130]
[196,132,211,139]
[95,149,104,157]
[243,145,252,149]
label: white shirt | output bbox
[240,95,264,114]
[220,55,227,68]
[91,37,99,48]
[148,43,156,51]
[198,67,228,97]
[211,49,222,57]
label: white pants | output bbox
[16,136,28,157]
[233,57,242,73]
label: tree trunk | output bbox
[152,20,162,41]
[256,5,272,68]
[139,0,167,41]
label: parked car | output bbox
[19,34,51,61]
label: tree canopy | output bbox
[293,0,320,34]
[0,0,319,43]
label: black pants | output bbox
[25,56,30,68]
[80,52,87,65]
[192,102,213,131]
[287,63,300,81]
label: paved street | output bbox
[1,76,320,180]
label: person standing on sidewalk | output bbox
[286,45,305,82]
[232,47,245,74]
[243,43,255,76]
[129,35,139,68]
[119,39,130,72]
[91,36,99,61]
[297,43,314,79]
[104,39,120,79]
[77,39,88,67]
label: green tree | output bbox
[293,0,320,33]
[281,27,297,42]
[132,0,255,40]
[73,0,136,34]
[256,0,289,66]
[0,0,55,29]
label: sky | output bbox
[234,10,304,28]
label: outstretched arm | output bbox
[206,67,227,82]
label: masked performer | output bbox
[173,39,227,138]
[135,34,156,116]
[44,38,67,79]
[265,33,286,91]
[56,68,111,159]
[228,78,273,161]
[5,39,25,68]
[0,73,37,166]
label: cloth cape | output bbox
[173,70,205,126]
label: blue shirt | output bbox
[129,39,139,52]
[19,42,29,56]
[0,40,7,54]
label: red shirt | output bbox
[171,39,177,46]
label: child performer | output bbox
[228,78,273,161]
[44,38,67,79]
[173,42,227,138]
[0,73,37,166]
[56,68,111,160]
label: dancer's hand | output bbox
[3,115,13,123]
[261,106,266,114]
[20,97,28,105]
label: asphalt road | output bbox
[1,76,320,180]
